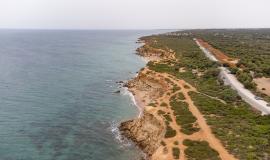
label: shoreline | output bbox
[119,37,179,159]
[124,41,149,118]
[122,85,143,118]
[119,41,166,159]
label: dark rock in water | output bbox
[123,83,128,87]
[114,90,121,93]
[116,81,124,84]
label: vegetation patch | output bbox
[157,110,166,115]
[148,103,157,107]
[161,141,166,146]
[170,98,199,135]
[190,91,270,159]
[165,125,177,138]
[172,147,180,159]
[183,139,220,160]
[163,114,172,122]
[177,92,185,100]
[172,85,181,93]
[160,102,168,107]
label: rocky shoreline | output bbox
[120,112,164,158]
[119,40,170,159]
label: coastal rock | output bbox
[114,90,121,93]
[136,44,171,60]
[119,112,165,157]
[116,81,124,84]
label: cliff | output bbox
[119,111,165,157]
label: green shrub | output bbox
[177,92,185,100]
[161,141,166,146]
[172,147,180,159]
[158,110,166,115]
[164,114,172,122]
[148,103,157,107]
[165,126,177,138]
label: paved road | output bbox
[195,39,270,115]
[195,38,219,62]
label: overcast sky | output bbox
[0,0,269,29]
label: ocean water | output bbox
[0,30,165,160]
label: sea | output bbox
[0,30,168,160]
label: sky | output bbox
[0,0,269,29]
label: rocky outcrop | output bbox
[136,45,173,60]
[119,111,165,157]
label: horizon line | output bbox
[0,27,270,31]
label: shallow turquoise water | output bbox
[0,30,165,160]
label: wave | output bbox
[109,121,147,160]
[121,87,142,117]
[109,121,133,148]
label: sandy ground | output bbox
[254,77,270,96]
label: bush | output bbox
[161,141,166,146]
[204,68,220,78]
[165,126,176,138]
[229,67,239,74]
[172,147,180,159]
[160,102,168,107]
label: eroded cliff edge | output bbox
[119,40,171,159]
[120,112,164,156]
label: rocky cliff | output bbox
[119,111,165,157]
